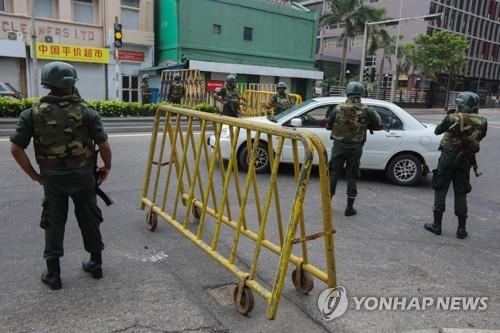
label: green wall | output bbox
[155,0,179,63]
[157,0,319,70]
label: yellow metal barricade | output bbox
[140,105,335,319]
[242,90,303,117]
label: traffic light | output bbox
[363,67,370,81]
[370,67,376,82]
[114,23,123,48]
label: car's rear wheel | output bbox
[386,153,422,186]
[238,141,271,173]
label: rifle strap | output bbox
[453,113,465,132]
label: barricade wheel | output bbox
[292,269,314,294]
[233,285,255,315]
[192,205,201,220]
[146,210,158,232]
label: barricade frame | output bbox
[140,105,336,319]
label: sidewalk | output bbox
[406,108,500,115]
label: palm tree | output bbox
[396,43,417,90]
[321,0,388,85]
[367,26,396,86]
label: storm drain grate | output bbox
[208,284,237,306]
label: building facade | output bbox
[300,0,500,97]
[0,0,154,101]
[155,0,322,99]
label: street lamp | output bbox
[346,69,351,81]
[359,12,443,102]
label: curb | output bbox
[405,329,500,333]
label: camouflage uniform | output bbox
[10,61,109,290]
[427,98,487,238]
[269,82,294,115]
[215,85,243,117]
[11,95,107,261]
[269,93,293,115]
[168,81,185,104]
[327,98,381,197]
[141,78,152,104]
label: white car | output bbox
[209,97,442,186]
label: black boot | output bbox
[424,211,442,235]
[457,215,468,239]
[41,258,62,290]
[82,252,103,279]
[344,197,357,216]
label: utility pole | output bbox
[360,12,442,99]
[114,16,121,101]
[30,0,39,97]
[359,23,368,82]
[390,0,404,103]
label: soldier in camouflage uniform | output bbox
[424,92,487,239]
[326,81,382,216]
[213,74,246,117]
[167,73,185,104]
[140,74,152,104]
[268,81,294,115]
[10,61,112,290]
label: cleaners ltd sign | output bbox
[0,17,103,45]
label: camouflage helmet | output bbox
[345,81,364,97]
[226,74,237,84]
[277,82,287,90]
[455,91,479,113]
[41,61,78,89]
[173,73,181,81]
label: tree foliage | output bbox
[410,31,469,76]
[321,0,389,85]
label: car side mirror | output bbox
[290,118,302,127]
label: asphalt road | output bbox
[1,110,499,333]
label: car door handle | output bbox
[386,132,402,138]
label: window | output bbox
[74,0,93,24]
[243,27,253,41]
[122,75,139,102]
[0,1,4,11]
[35,0,56,18]
[292,105,333,128]
[121,0,139,6]
[369,0,380,2]
[370,106,404,130]
[213,24,221,34]
[324,37,342,49]
[121,0,139,30]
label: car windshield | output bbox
[271,99,316,122]
[4,83,16,92]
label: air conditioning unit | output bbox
[44,35,60,43]
[7,31,25,42]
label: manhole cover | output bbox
[208,284,236,306]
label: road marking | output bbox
[109,133,152,138]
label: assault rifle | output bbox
[447,120,482,178]
[224,96,247,117]
[94,150,114,206]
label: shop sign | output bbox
[36,42,109,64]
[207,80,225,92]
[117,50,145,62]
